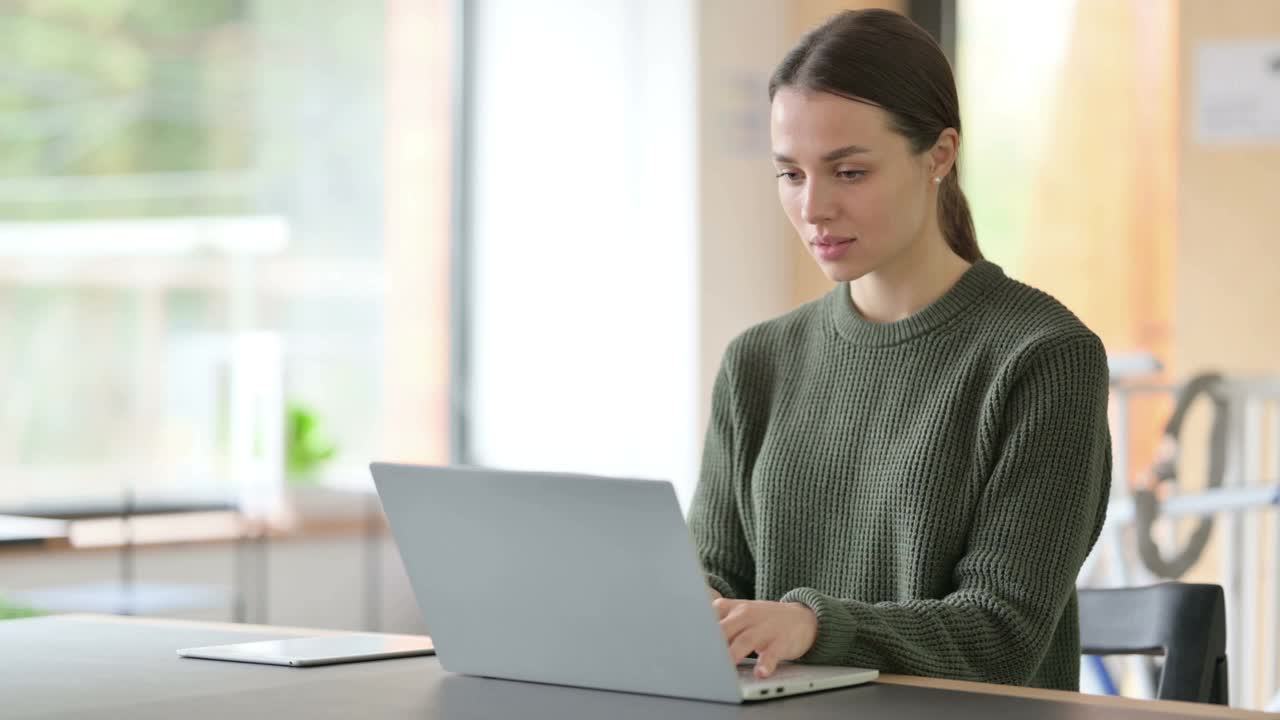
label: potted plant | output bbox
[285,402,338,485]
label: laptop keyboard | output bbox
[736,664,822,686]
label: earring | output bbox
[933,176,942,185]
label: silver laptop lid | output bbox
[370,463,742,703]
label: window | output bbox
[0,1,450,511]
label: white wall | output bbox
[466,0,811,510]
[466,0,700,505]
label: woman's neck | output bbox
[849,235,973,325]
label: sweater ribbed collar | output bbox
[828,259,1005,347]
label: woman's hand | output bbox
[712,598,818,678]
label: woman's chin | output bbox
[816,258,872,284]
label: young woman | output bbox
[688,9,1111,690]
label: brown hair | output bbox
[768,9,981,262]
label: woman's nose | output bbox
[800,181,836,225]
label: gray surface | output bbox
[371,463,749,702]
[1,617,1203,719]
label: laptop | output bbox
[370,463,878,703]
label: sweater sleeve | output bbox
[687,356,755,600]
[780,334,1112,685]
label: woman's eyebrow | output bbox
[772,144,872,164]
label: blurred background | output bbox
[0,0,1275,710]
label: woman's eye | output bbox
[775,171,801,182]
[836,170,866,180]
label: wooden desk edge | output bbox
[0,511,386,558]
[875,674,1274,718]
[41,616,1276,718]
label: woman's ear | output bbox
[928,128,960,179]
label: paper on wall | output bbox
[1195,40,1280,144]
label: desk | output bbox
[0,515,68,549]
[1,615,1269,719]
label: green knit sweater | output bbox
[688,260,1111,691]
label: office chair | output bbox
[1079,582,1228,705]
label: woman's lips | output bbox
[812,235,855,261]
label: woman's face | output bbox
[770,87,944,283]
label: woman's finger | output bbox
[728,626,766,666]
[754,642,778,678]
[717,602,753,642]
[711,597,736,620]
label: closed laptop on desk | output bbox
[370,463,877,703]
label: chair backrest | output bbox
[1078,582,1228,705]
